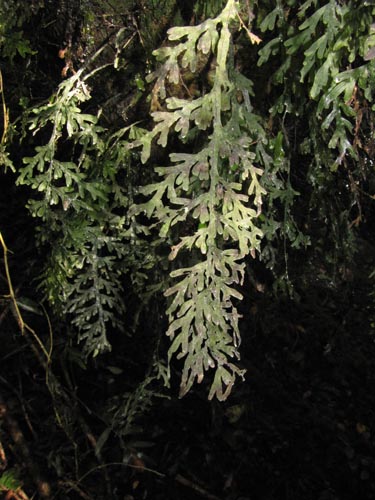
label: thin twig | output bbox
[77,461,166,485]
[0,232,51,364]
[0,69,9,144]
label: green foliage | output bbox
[255,0,375,293]
[15,66,146,356]
[0,470,22,492]
[258,0,375,169]
[0,0,39,61]
[133,0,270,400]
[98,361,169,455]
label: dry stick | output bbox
[0,69,9,144]
[0,234,53,498]
[0,438,7,470]
[0,232,51,364]
[76,462,166,484]
[0,283,22,341]
[0,234,24,333]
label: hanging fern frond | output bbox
[133,0,268,400]
[15,60,149,356]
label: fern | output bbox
[95,361,169,457]
[0,0,38,62]
[15,66,145,356]
[259,0,375,170]
[111,363,169,440]
[133,0,268,400]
